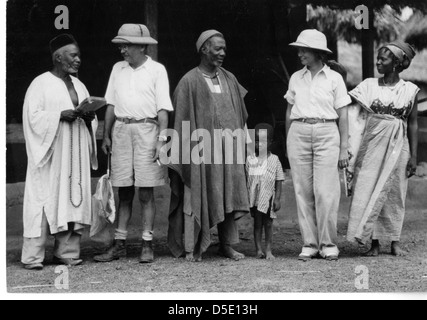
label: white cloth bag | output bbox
[90,156,116,237]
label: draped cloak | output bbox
[167,68,250,258]
[23,72,98,238]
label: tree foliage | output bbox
[403,11,427,51]
[307,5,406,44]
[308,2,427,49]
[306,0,427,13]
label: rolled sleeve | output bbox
[284,75,296,105]
[334,76,352,109]
[155,66,174,113]
[105,65,117,106]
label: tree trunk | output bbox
[361,10,375,79]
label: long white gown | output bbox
[22,72,98,238]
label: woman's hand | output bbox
[339,149,349,170]
[407,157,417,178]
[102,136,112,155]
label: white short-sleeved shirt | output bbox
[284,65,352,120]
[105,57,174,119]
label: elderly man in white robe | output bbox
[21,34,98,270]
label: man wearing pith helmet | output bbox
[94,24,173,264]
[168,30,250,262]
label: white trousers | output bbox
[22,212,82,265]
[287,122,341,257]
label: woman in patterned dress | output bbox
[347,41,420,257]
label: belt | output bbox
[293,118,337,125]
[116,117,158,125]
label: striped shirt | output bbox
[246,154,285,217]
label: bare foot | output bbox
[391,242,407,257]
[265,251,276,260]
[363,241,380,257]
[256,251,265,259]
[186,252,203,262]
[186,252,195,262]
[219,246,245,261]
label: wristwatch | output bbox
[158,135,168,142]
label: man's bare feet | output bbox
[256,251,265,259]
[219,245,245,261]
[265,251,276,260]
[391,242,407,257]
[363,240,380,257]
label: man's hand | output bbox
[102,137,112,155]
[79,111,96,123]
[152,141,164,163]
[407,157,417,178]
[60,110,78,122]
[273,198,281,212]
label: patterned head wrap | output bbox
[380,40,416,71]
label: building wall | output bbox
[7,0,306,182]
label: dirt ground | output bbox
[5,182,427,294]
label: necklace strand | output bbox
[69,119,83,208]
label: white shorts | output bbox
[111,121,168,188]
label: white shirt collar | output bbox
[122,56,153,70]
[300,64,331,80]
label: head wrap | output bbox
[49,34,78,54]
[196,30,224,53]
[381,40,416,71]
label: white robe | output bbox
[23,72,98,238]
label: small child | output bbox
[246,123,285,260]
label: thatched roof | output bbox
[303,0,427,12]
[307,5,404,44]
[403,12,427,51]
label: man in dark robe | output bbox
[167,30,250,262]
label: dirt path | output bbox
[6,185,427,294]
